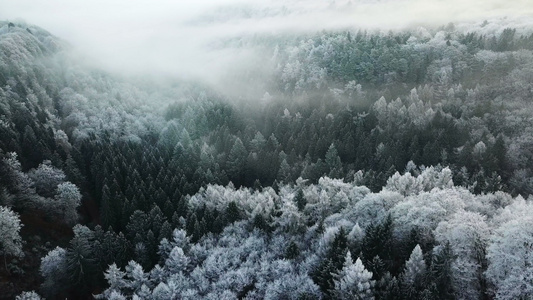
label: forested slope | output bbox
[1,19,533,299]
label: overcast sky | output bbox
[1,0,532,81]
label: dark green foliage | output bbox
[65,227,98,295]
[313,259,338,299]
[159,221,172,241]
[429,243,455,299]
[362,215,394,277]
[376,272,401,300]
[185,212,198,238]
[294,189,306,211]
[325,143,342,178]
[126,210,150,245]
[253,213,271,232]
[297,292,321,300]
[285,241,300,259]
[312,228,348,299]
[100,184,120,231]
[225,201,241,224]
[226,138,247,185]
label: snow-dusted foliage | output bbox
[486,201,533,299]
[385,166,454,196]
[3,17,533,299]
[332,252,375,300]
[0,205,23,257]
[402,245,426,287]
[40,246,67,296]
[401,245,426,297]
[15,291,42,300]
[90,169,531,299]
[435,211,490,299]
[54,181,82,225]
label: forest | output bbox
[1,9,533,300]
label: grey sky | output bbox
[1,0,532,80]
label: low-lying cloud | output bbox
[1,0,532,84]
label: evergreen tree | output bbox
[65,225,98,295]
[429,243,455,299]
[332,251,375,300]
[100,184,117,230]
[325,143,343,178]
[225,201,240,224]
[165,247,189,274]
[362,215,394,275]
[312,228,348,298]
[226,138,247,185]
[285,241,300,260]
[401,244,427,298]
[294,189,307,211]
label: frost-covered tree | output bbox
[40,246,67,297]
[435,211,490,299]
[1,152,39,209]
[54,181,81,225]
[486,215,533,299]
[401,244,426,297]
[276,196,305,233]
[391,188,467,243]
[385,166,454,196]
[124,260,149,294]
[332,252,375,300]
[95,263,127,300]
[158,229,190,262]
[28,160,65,198]
[165,246,190,274]
[15,291,42,300]
[264,272,321,300]
[0,206,23,262]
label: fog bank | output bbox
[2,0,532,82]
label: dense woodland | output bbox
[1,18,533,299]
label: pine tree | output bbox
[65,225,98,295]
[312,228,348,298]
[401,244,426,298]
[100,184,116,230]
[332,252,375,300]
[165,247,189,274]
[375,272,400,300]
[96,263,127,299]
[285,241,300,259]
[294,189,307,211]
[277,158,291,183]
[253,213,270,232]
[326,143,342,178]
[226,138,247,185]
[429,243,455,299]
[225,201,240,224]
[362,215,394,274]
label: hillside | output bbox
[1,18,533,299]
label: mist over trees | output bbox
[1,13,533,299]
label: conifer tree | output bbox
[332,251,375,300]
[401,244,426,298]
